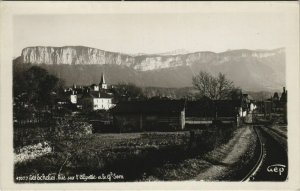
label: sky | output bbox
[13,13,288,57]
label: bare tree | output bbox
[192,71,235,100]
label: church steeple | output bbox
[100,73,106,84]
[99,72,107,89]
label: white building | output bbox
[72,73,114,111]
[92,92,114,110]
[249,102,257,112]
[91,84,99,91]
[70,94,77,104]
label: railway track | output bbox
[241,125,265,181]
[241,125,288,181]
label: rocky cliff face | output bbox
[18,46,285,91]
[21,46,284,71]
[21,46,135,67]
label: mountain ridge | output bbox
[15,46,286,91]
[20,46,285,56]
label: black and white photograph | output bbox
[0,1,299,188]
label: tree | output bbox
[230,88,243,101]
[13,66,64,109]
[112,82,145,102]
[192,71,235,100]
[273,92,279,101]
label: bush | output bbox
[53,119,92,139]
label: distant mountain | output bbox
[156,49,191,55]
[15,46,285,91]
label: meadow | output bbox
[14,125,236,182]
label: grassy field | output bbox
[14,126,236,182]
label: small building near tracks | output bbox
[185,99,241,128]
[185,98,215,127]
[111,100,186,132]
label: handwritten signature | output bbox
[267,164,286,176]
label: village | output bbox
[52,73,287,133]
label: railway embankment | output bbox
[260,125,287,152]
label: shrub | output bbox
[47,117,92,141]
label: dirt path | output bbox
[195,125,256,181]
[144,125,257,181]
